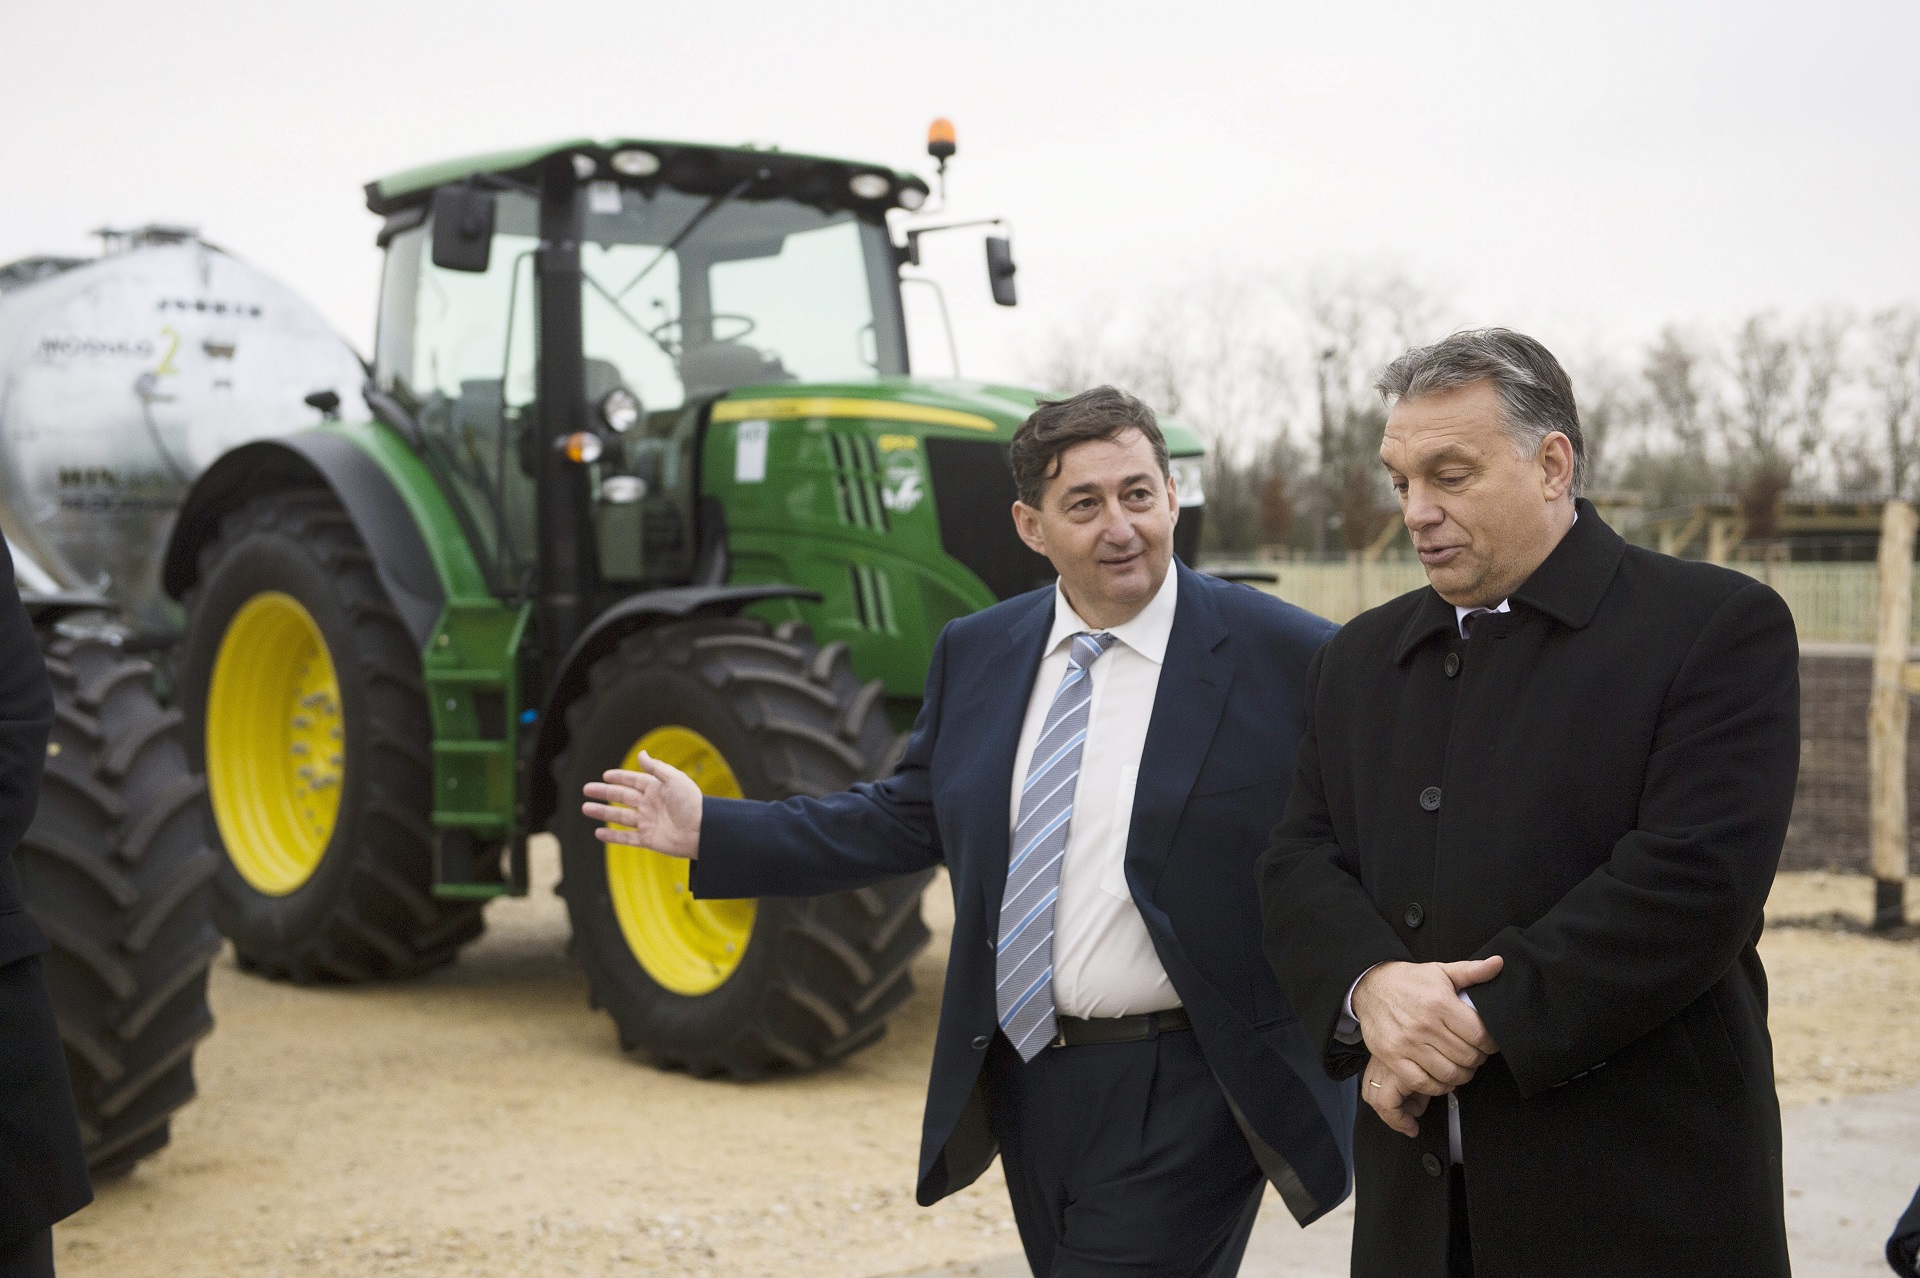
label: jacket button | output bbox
[972,1035,990,1050]
[1423,1153,1444,1178]
[1404,902,1425,929]
[1419,786,1442,811]
[1443,652,1460,678]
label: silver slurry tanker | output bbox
[0,226,366,630]
[0,226,363,1178]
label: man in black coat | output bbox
[1258,329,1799,1278]
[0,542,93,1277]
[586,388,1354,1275]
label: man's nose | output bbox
[1099,509,1142,546]
[1403,484,1445,531]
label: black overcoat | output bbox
[0,542,93,1248]
[1258,501,1798,1278]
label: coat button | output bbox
[1419,786,1442,811]
[1404,902,1425,929]
[1422,1153,1444,1178]
[972,1035,990,1050]
[1443,652,1460,678]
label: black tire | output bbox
[550,616,933,1079]
[177,488,483,981]
[19,635,219,1178]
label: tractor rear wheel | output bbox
[20,635,220,1177]
[177,489,483,981]
[550,617,932,1079]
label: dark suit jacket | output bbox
[694,559,1355,1222]
[1258,501,1798,1278]
[0,541,93,1247]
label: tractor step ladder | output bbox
[424,601,533,899]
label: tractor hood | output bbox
[710,378,1205,458]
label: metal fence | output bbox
[1244,559,1918,643]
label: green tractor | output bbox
[163,133,1206,1077]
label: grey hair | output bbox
[1374,327,1586,495]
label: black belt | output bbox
[1048,1006,1191,1049]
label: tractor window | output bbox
[576,187,905,414]
[374,195,541,595]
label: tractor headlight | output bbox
[849,172,891,200]
[897,186,927,212]
[600,387,641,433]
[610,148,661,177]
[601,475,647,504]
[1169,457,1206,508]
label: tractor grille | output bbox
[828,431,890,533]
[848,562,898,633]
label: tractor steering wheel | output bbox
[647,313,757,355]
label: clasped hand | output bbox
[580,753,705,859]
[1353,957,1503,1138]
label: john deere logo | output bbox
[881,449,923,514]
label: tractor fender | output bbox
[161,433,446,648]
[527,583,821,828]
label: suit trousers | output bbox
[982,1025,1264,1276]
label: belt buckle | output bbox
[1047,1025,1067,1049]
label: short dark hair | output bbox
[1009,385,1169,507]
[1375,328,1587,494]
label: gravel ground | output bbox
[50,851,1920,1278]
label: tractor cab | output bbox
[366,141,923,606]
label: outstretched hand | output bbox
[581,753,704,859]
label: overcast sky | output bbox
[5,0,1917,389]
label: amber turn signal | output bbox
[562,431,603,464]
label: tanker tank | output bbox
[0,226,367,630]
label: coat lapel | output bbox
[1128,562,1233,894]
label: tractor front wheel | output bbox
[178,489,483,981]
[550,617,931,1079]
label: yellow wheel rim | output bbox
[205,592,344,896]
[607,726,756,995]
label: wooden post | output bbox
[1869,499,1917,930]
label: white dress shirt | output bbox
[1006,567,1181,1019]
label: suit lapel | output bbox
[1128,563,1233,895]
[971,591,1055,921]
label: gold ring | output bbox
[1369,1081,1381,1088]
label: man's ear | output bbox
[1540,433,1575,502]
[1012,501,1048,557]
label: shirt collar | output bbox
[1454,598,1510,638]
[1047,562,1179,666]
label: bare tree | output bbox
[1304,270,1441,551]
[1865,305,1920,499]
[1719,312,1846,537]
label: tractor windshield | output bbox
[579,184,906,413]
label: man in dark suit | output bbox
[1258,328,1800,1277]
[585,386,1354,1274]
[0,541,93,1278]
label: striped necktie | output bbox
[996,630,1117,1061]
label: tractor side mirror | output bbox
[985,236,1017,307]
[431,184,495,274]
